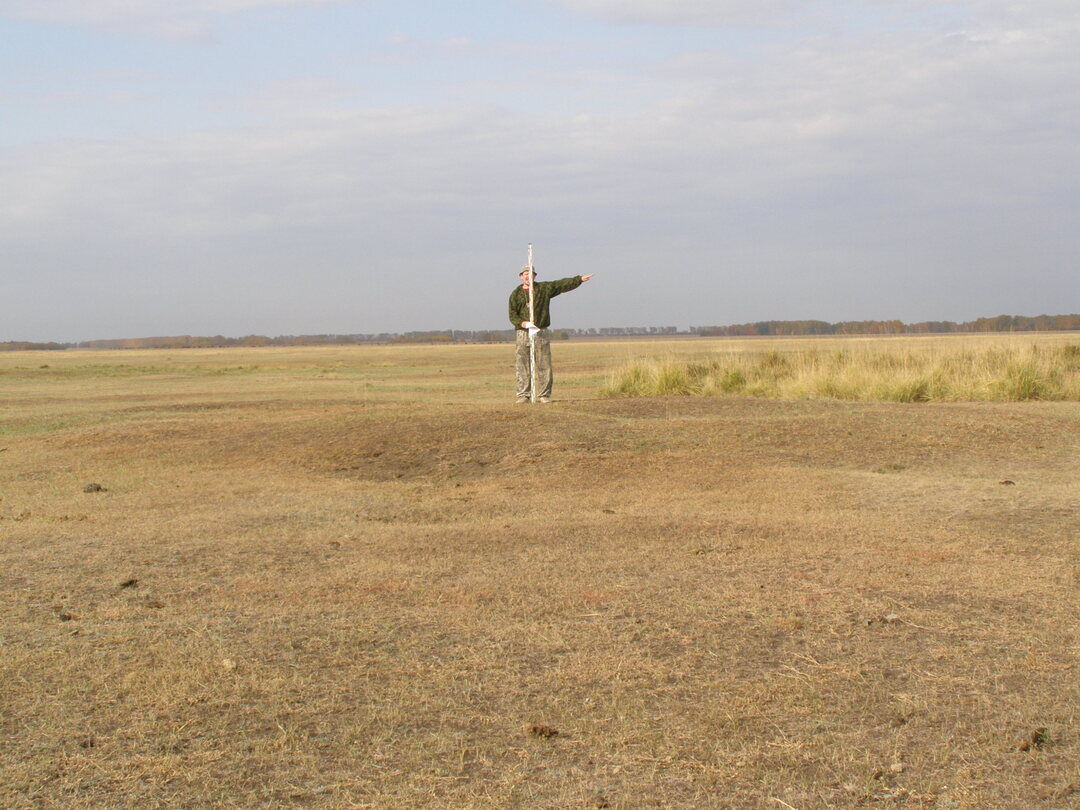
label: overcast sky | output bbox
[2,0,1077,341]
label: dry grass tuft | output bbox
[603,343,1080,402]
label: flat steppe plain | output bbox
[1,336,1077,808]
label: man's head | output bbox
[519,267,536,288]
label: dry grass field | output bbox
[1,334,1078,808]
[604,341,1080,402]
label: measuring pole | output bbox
[527,243,538,403]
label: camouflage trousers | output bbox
[515,328,553,400]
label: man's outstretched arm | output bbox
[549,274,594,296]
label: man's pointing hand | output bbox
[581,274,594,282]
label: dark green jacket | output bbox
[509,277,583,330]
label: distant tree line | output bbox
[2,315,1076,350]
[563,326,680,337]
[691,314,1080,337]
[0,341,71,351]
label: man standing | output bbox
[509,267,593,403]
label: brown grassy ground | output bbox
[1,337,1078,808]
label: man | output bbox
[508,267,593,403]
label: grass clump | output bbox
[602,343,1080,403]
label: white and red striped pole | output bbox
[526,243,538,403]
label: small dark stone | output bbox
[527,724,559,739]
[1018,727,1049,751]
[119,578,139,589]
[999,480,1016,486]
[83,483,105,493]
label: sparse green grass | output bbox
[603,343,1080,402]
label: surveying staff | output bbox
[509,268,593,403]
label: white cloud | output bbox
[2,0,344,38]
[3,7,1075,334]
[552,0,803,26]
[3,10,1075,235]
[553,0,1080,27]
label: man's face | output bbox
[520,270,534,289]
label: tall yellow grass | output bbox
[602,343,1080,402]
